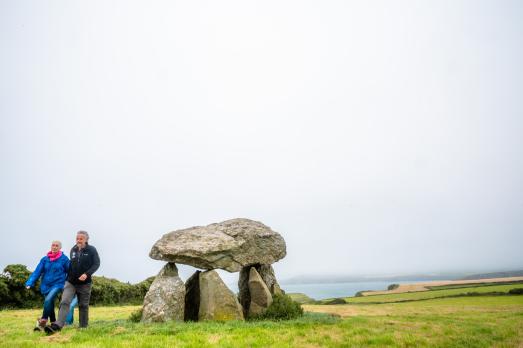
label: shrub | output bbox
[388,284,400,290]
[89,275,154,306]
[128,307,143,322]
[1,264,41,308]
[465,292,481,296]
[0,277,9,299]
[509,288,523,295]
[0,264,154,309]
[254,294,304,320]
[324,298,346,305]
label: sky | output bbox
[1,0,522,285]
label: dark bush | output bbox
[509,288,523,295]
[90,275,154,306]
[0,277,9,300]
[1,264,41,308]
[128,307,143,322]
[388,284,400,290]
[0,264,154,309]
[465,292,481,296]
[324,298,346,305]
[254,294,304,320]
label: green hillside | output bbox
[344,283,523,304]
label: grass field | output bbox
[1,294,522,347]
[360,277,523,296]
[287,293,316,304]
[343,284,523,304]
[427,281,523,291]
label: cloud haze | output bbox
[1,0,522,283]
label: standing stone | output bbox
[257,264,282,295]
[184,270,201,322]
[248,267,273,317]
[142,263,185,323]
[238,267,251,317]
[149,218,286,272]
[198,270,244,321]
[238,264,282,317]
[272,283,283,296]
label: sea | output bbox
[278,281,415,300]
[226,280,430,300]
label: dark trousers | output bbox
[56,281,92,328]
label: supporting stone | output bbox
[142,263,185,322]
[238,264,283,317]
[257,264,282,295]
[184,270,201,321]
[238,267,251,317]
[184,270,244,322]
[247,267,273,317]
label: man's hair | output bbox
[77,230,90,241]
[52,240,62,248]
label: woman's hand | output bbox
[26,286,30,290]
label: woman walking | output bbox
[25,240,70,331]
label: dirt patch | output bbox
[303,305,391,317]
[111,326,127,335]
[39,332,73,343]
[208,334,221,344]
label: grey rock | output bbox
[238,267,251,317]
[238,264,282,316]
[198,270,244,321]
[184,270,201,322]
[257,264,281,295]
[247,267,273,317]
[149,218,286,272]
[142,263,185,322]
[272,283,284,296]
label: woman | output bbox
[25,240,70,331]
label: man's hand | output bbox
[78,273,88,281]
[26,286,30,290]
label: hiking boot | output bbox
[33,318,47,332]
[44,323,61,335]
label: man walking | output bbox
[46,231,100,334]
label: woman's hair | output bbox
[52,240,62,248]
[77,230,89,241]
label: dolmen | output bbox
[141,218,286,322]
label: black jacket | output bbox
[68,244,100,285]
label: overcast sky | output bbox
[1,0,522,284]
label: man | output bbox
[46,231,100,334]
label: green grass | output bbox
[427,281,523,291]
[343,284,523,304]
[1,296,523,347]
[287,292,316,304]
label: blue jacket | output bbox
[25,253,70,295]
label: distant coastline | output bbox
[281,274,460,285]
[280,269,523,286]
[280,270,523,300]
